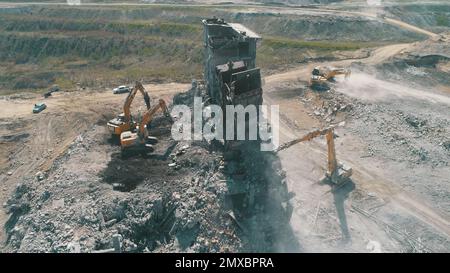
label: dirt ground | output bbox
[0,82,293,253]
[262,35,450,252]
[0,83,189,249]
[2,34,449,252]
[0,3,449,253]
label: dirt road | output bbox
[264,42,413,86]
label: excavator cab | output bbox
[107,113,136,135]
[312,67,321,76]
[310,66,351,91]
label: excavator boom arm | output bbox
[326,130,337,175]
[329,69,351,79]
[138,99,169,138]
[275,127,338,175]
[123,82,151,122]
[275,127,330,153]
[136,82,151,110]
[313,66,351,81]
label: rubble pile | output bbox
[3,114,242,253]
[3,85,295,253]
[348,102,449,166]
[377,33,450,88]
[217,141,299,252]
[301,88,357,125]
[300,80,448,167]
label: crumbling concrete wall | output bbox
[202,18,264,151]
[202,18,262,106]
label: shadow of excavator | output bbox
[324,178,356,244]
[334,180,355,243]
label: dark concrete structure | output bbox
[202,18,262,107]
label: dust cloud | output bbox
[335,72,450,106]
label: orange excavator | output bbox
[275,127,352,185]
[120,99,171,154]
[107,82,151,137]
[310,66,351,90]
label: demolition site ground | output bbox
[0,1,449,253]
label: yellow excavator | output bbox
[275,127,352,185]
[107,82,151,137]
[310,66,351,89]
[120,99,171,154]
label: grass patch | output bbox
[0,5,412,93]
[263,37,377,51]
[0,15,202,38]
[436,14,449,27]
[54,76,76,90]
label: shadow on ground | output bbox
[224,142,302,252]
[332,179,355,243]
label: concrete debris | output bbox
[442,141,450,151]
[350,102,449,166]
[366,240,382,253]
[405,115,427,128]
[2,107,249,252]
[52,199,65,209]
[2,87,295,253]
[1,8,448,254]
[67,241,81,253]
[112,234,122,253]
[35,171,45,181]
